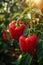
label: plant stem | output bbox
[16,7,29,23]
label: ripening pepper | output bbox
[19,34,37,55]
[8,20,25,40]
[2,30,8,43]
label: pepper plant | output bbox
[0,0,43,65]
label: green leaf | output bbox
[23,25,29,36]
[36,39,43,57]
[13,40,19,48]
[36,33,43,56]
[36,33,43,65]
[20,18,29,23]
[0,41,2,46]
[16,52,32,65]
[0,38,3,46]
[38,57,43,65]
[1,43,8,52]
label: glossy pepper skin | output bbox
[19,34,37,55]
[2,30,8,43]
[8,20,25,40]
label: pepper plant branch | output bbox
[17,7,29,22]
